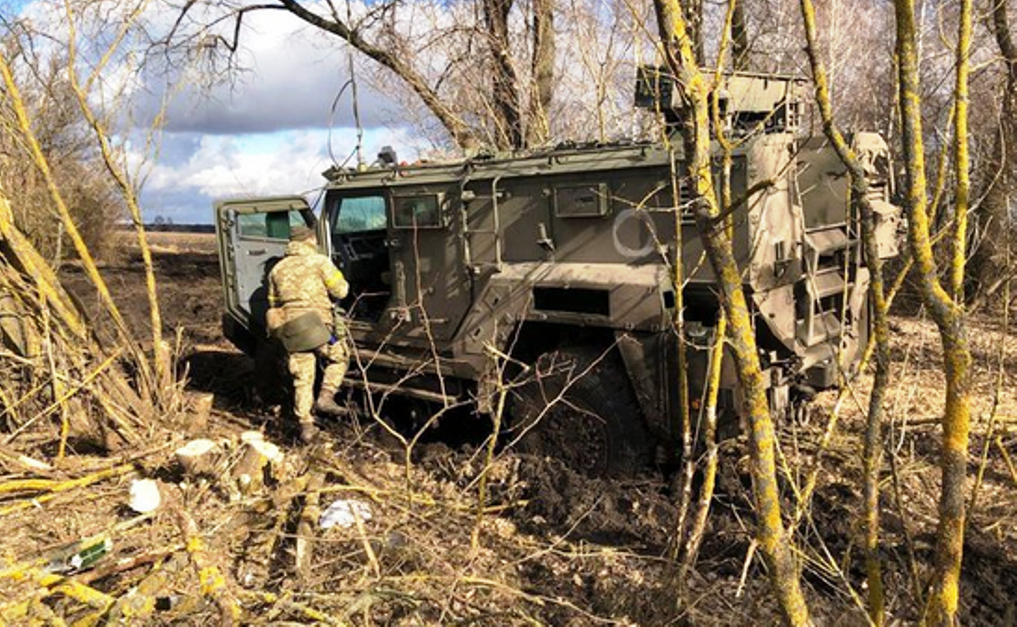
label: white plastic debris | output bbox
[128,478,161,513]
[319,499,372,529]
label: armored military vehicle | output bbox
[215,70,901,474]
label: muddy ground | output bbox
[9,231,1017,625]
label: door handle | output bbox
[248,249,266,255]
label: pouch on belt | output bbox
[275,312,330,352]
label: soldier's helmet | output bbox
[290,225,316,242]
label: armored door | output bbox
[215,196,316,337]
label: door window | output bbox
[393,194,442,228]
[238,210,310,240]
[335,196,387,234]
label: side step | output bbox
[343,377,453,405]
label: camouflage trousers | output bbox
[289,339,349,422]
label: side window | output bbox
[611,179,678,214]
[393,194,442,228]
[554,183,609,218]
[238,210,310,240]
[335,196,388,234]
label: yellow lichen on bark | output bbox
[652,0,811,623]
[798,0,891,622]
[892,0,974,624]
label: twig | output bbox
[240,590,349,625]
[472,344,510,552]
[969,274,1008,518]
[888,439,924,607]
[735,539,757,598]
[1,348,123,445]
[174,507,241,625]
[997,437,1017,488]
[351,495,380,579]
[0,463,133,497]
[296,471,325,580]
[676,314,726,591]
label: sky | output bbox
[7,0,655,225]
[10,0,424,224]
[137,9,421,224]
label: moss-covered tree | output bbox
[652,0,811,623]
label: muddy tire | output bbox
[507,346,653,476]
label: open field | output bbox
[2,235,1015,624]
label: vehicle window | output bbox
[238,210,310,239]
[555,183,609,217]
[335,196,388,234]
[611,179,679,214]
[393,194,442,228]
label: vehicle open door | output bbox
[215,196,315,354]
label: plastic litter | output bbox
[129,478,161,513]
[46,535,112,573]
[319,499,372,529]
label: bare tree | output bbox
[163,0,557,151]
[652,1,811,623]
[0,29,124,259]
[892,0,975,623]
[799,1,892,622]
[2,0,188,402]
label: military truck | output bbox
[215,71,901,474]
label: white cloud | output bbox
[139,127,415,223]
[11,0,651,222]
[10,0,420,223]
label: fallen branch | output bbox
[240,589,349,626]
[997,437,1017,488]
[296,471,324,580]
[174,507,241,625]
[0,463,132,497]
[0,563,114,620]
[102,551,190,623]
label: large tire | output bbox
[507,346,653,476]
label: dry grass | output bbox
[107,230,218,258]
[1,228,1016,624]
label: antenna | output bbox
[349,53,364,169]
[327,0,367,171]
[346,0,364,169]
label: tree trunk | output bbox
[798,0,890,621]
[483,0,525,149]
[892,1,974,623]
[527,0,555,147]
[972,0,1017,304]
[653,0,811,623]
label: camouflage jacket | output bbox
[268,240,349,328]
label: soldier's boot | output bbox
[299,418,319,444]
[313,386,346,417]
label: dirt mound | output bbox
[514,456,675,549]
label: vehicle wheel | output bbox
[507,346,653,476]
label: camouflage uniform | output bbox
[268,230,349,432]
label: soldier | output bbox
[267,224,349,442]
